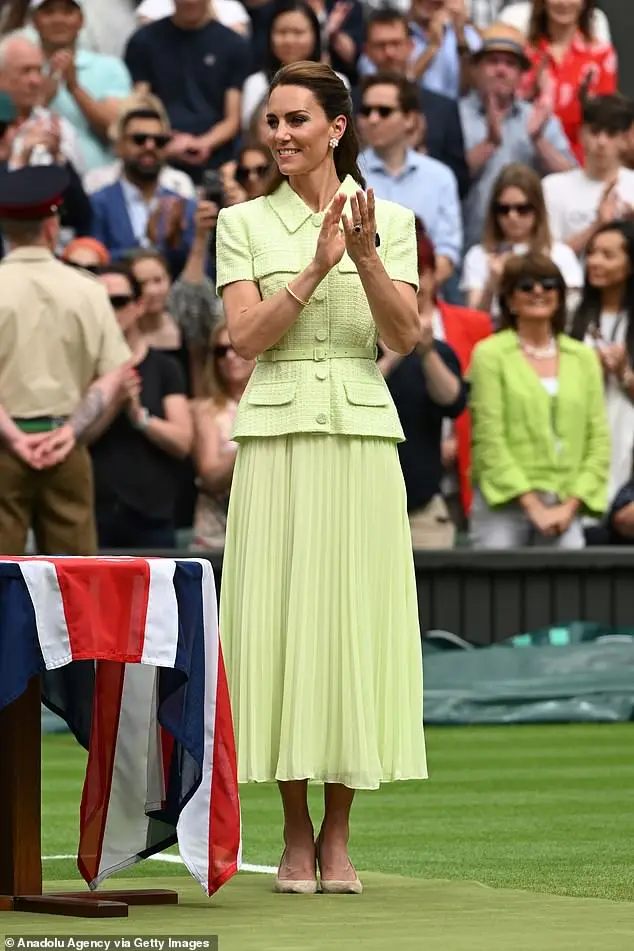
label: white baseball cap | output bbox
[30,0,84,11]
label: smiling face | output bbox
[33,0,82,50]
[266,84,345,178]
[508,275,561,323]
[586,230,630,289]
[271,9,317,66]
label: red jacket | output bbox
[438,302,493,514]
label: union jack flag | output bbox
[0,556,241,896]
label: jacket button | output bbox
[315,330,327,342]
[316,413,327,424]
[316,367,328,380]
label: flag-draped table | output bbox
[0,556,241,918]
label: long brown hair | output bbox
[265,61,365,195]
[1,0,30,35]
[528,0,596,43]
[498,253,568,335]
[482,163,552,254]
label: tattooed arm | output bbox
[34,364,131,468]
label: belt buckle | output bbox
[314,347,327,362]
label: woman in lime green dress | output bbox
[215,61,428,895]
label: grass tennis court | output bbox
[2,724,634,949]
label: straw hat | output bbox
[472,23,532,71]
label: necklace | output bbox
[519,338,557,360]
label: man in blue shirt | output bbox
[359,72,462,287]
[29,0,132,172]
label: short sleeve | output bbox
[461,245,488,291]
[98,57,133,100]
[383,206,419,291]
[95,288,132,375]
[215,206,255,295]
[160,353,187,397]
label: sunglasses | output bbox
[358,105,398,119]
[109,295,134,309]
[214,344,234,358]
[127,132,171,148]
[515,276,560,293]
[235,164,270,185]
[66,261,100,274]
[494,202,534,217]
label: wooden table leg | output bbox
[0,676,178,918]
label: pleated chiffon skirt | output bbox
[219,434,428,790]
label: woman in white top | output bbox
[241,0,349,131]
[461,163,583,326]
[570,220,634,505]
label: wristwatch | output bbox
[131,407,152,431]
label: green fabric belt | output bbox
[258,346,377,363]
[13,417,67,433]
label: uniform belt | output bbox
[257,346,377,363]
[13,416,68,433]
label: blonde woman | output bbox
[190,323,255,549]
[461,163,583,324]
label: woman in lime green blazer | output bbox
[469,252,610,548]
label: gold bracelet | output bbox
[285,283,309,307]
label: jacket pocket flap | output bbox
[254,251,303,279]
[343,382,390,407]
[247,382,297,406]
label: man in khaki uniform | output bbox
[0,164,132,555]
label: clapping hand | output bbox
[313,192,346,275]
[341,189,378,267]
[147,196,187,249]
[325,1,352,39]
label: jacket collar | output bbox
[267,174,361,234]
[2,247,54,263]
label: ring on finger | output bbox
[353,221,362,232]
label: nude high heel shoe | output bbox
[315,834,363,894]
[273,848,318,894]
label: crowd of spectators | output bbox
[1,0,634,551]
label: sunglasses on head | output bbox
[110,294,134,309]
[127,132,171,148]
[358,105,398,119]
[494,202,534,217]
[515,276,560,293]
[235,164,270,185]
[214,344,234,359]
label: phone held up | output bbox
[201,169,224,208]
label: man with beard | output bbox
[89,104,197,279]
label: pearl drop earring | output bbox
[329,137,339,149]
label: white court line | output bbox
[43,855,276,875]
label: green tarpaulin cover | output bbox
[423,623,634,725]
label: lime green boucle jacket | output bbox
[215,175,418,442]
[469,329,610,516]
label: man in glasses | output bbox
[0,163,133,556]
[359,71,462,289]
[356,9,469,198]
[29,0,133,174]
[89,104,198,279]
